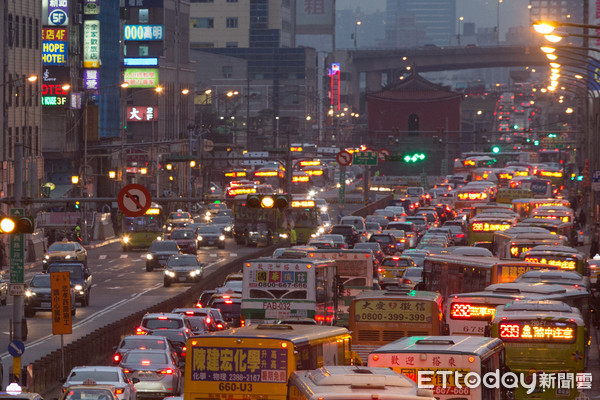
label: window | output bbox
[226,41,238,48]
[191,18,214,28]
[139,46,149,56]
[8,15,13,47]
[227,0,239,2]
[222,66,233,78]
[28,18,32,48]
[35,19,39,49]
[191,0,214,2]
[22,16,26,46]
[7,128,12,159]
[15,16,19,47]
[139,9,149,23]
[226,18,238,28]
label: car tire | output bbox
[71,306,76,316]
[218,244,225,249]
[81,290,90,307]
[146,264,153,272]
[164,278,171,287]
[25,308,35,318]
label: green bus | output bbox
[120,203,164,251]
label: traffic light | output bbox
[247,194,289,209]
[0,216,35,234]
[492,146,500,154]
[75,201,80,210]
[403,153,426,163]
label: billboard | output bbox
[42,41,68,65]
[124,25,164,41]
[43,0,69,26]
[42,67,70,107]
[123,68,159,88]
[84,69,99,90]
[127,106,158,122]
[84,0,100,14]
[84,20,100,68]
[42,27,68,42]
[295,0,334,26]
[124,57,159,66]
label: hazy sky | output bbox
[337,0,530,33]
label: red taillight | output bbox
[123,369,131,374]
[206,317,211,324]
[113,354,121,362]
[114,389,124,395]
[456,234,465,238]
[185,311,195,315]
[195,302,203,308]
[136,327,147,335]
[225,300,233,304]
[217,323,224,329]
[241,316,246,327]
[158,316,168,320]
[160,369,174,375]
[403,279,412,284]
[378,268,382,272]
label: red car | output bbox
[170,228,197,254]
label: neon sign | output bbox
[291,200,316,208]
[539,171,563,178]
[457,192,487,200]
[499,321,575,343]
[523,257,576,270]
[299,160,320,167]
[450,303,495,321]
[471,222,512,232]
[510,245,533,258]
[293,176,309,182]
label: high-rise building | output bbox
[384,0,456,47]
[1,0,43,200]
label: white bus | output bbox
[368,336,507,400]
[241,257,338,325]
[288,366,436,400]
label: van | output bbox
[340,216,367,237]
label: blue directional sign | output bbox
[7,340,25,357]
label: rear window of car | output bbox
[331,227,353,234]
[388,223,413,231]
[171,230,194,239]
[371,235,392,243]
[67,371,120,383]
[150,241,179,251]
[213,301,242,315]
[120,338,166,350]
[48,243,76,251]
[123,352,168,364]
[404,268,423,278]
[47,265,84,280]
[142,318,183,329]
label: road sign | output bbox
[336,150,352,166]
[7,340,25,357]
[592,170,600,192]
[51,271,72,335]
[378,148,391,162]
[118,184,152,217]
[9,283,24,296]
[353,150,378,166]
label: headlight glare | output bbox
[74,285,83,291]
[123,236,130,243]
[146,254,153,260]
[219,235,225,241]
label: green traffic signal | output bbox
[403,153,426,163]
[492,146,500,154]
[534,140,539,146]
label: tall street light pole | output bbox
[497,0,502,45]
[354,21,361,50]
[457,16,464,46]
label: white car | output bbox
[62,366,138,400]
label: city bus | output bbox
[288,197,321,244]
[241,257,338,325]
[120,203,164,251]
[521,245,586,275]
[495,188,532,204]
[453,187,492,210]
[491,300,587,399]
[368,336,507,399]
[511,198,571,219]
[184,324,357,400]
[531,205,574,225]
[509,177,553,198]
[287,366,436,400]
[421,254,556,298]
[307,249,374,327]
[516,218,573,238]
[232,191,284,246]
[349,289,444,362]
[445,283,574,336]
[467,212,517,246]
[492,229,567,259]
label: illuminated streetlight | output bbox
[190,160,196,167]
[120,82,129,88]
[575,74,583,79]
[181,88,190,95]
[62,84,71,91]
[540,46,556,54]
[108,171,116,179]
[204,89,212,95]
[546,53,558,61]
[566,107,574,114]
[544,34,563,43]
[27,75,38,82]
[71,176,79,185]
[140,167,148,175]
[155,86,163,93]
[166,163,172,170]
[533,21,556,34]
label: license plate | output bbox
[179,277,187,282]
[40,302,51,308]
[208,241,214,245]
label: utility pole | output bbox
[12,143,24,343]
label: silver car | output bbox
[120,349,182,398]
[62,366,137,400]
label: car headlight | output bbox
[197,236,203,241]
[44,255,49,260]
[318,227,325,233]
[190,269,202,277]
[146,254,153,260]
[74,285,83,291]
[205,215,211,221]
[65,255,71,259]
[25,290,34,297]
[167,226,172,231]
[321,206,328,212]
[219,235,226,241]
[164,270,175,277]
[280,233,288,239]
[224,226,231,231]
[123,236,130,243]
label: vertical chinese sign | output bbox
[51,271,72,335]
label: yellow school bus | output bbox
[184,324,357,400]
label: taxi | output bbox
[377,255,416,288]
[42,241,88,272]
[60,381,120,400]
[163,211,193,236]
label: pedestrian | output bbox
[578,208,587,229]
[290,227,297,246]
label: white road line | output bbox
[99,255,107,260]
[230,253,237,257]
[210,254,217,257]
[120,254,128,259]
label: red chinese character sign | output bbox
[127,106,158,122]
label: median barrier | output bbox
[32,243,280,396]
[350,194,394,218]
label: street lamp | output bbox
[354,21,361,50]
[496,0,502,45]
[457,16,464,46]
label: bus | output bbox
[516,218,573,238]
[491,300,587,399]
[495,188,532,204]
[468,212,518,246]
[232,192,285,246]
[453,187,492,210]
[492,228,568,259]
[509,177,553,198]
[445,283,577,336]
[531,205,574,224]
[288,366,436,400]
[421,254,557,298]
[288,197,321,244]
[241,257,339,325]
[307,249,374,327]
[368,336,507,399]
[120,203,164,251]
[184,324,357,400]
[537,166,564,188]
[521,245,585,275]
[511,198,570,219]
[349,289,444,362]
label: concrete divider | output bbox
[25,230,45,262]
[350,194,394,218]
[31,244,280,396]
[93,213,115,241]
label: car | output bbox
[24,273,77,317]
[196,290,218,308]
[184,316,211,335]
[365,215,388,229]
[444,225,468,246]
[401,267,423,290]
[353,242,385,264]
[386,222,418,248]
[136,312,193,335]
[196,226,226,249]
[368,233,400,255]
[112,335,179,365]
[339,216,367,240]
[60,384,120,400]
[401,249,429,267]
[320,212,332,229]
[207,292,242,328]
[373,209,398,222]
[42,241,88,271]
[164,211,193,235]
[402,216,429,235]
[424,227,453,244]
[318,234,347,249]
[61,366,138,400]
[384,206,407,217]
[146,240,180,272]
[215,209,233,218]
[328,224,360,247]
[119,349,182,397]
[207,202,228,216]
[0,272,7,306]
[46,263,93,307]
[443,219,468,233]
[146,328,191,366]
[169,228,197,255]
[382,229,408,251]
[378,256,417,288]
[172,307,222,331]
[163,255,205,287]
[315,198,328,213]
[442,246,493,257]
[307,237,335,249]
[420,210,440,228]
[223,272,243,284]
[210,216,234,236]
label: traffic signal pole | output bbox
[12,143,24,344]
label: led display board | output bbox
[123,68,159,88]
[42,41,68,65]
[499,320,576,343]
[124,25,164,41]
[83,20,100,68]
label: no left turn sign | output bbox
[336,150,352,166]
[118,184,152,217]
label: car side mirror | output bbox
[59,377,67,384]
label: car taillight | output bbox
[114,389,124,395]
[136,327,147,335]
[123,369,131,374]
[206,317,211,324]
[217,323,224,329]
[403,279,412,284]
[241,316,246,327]
[378,268,382,272]
[113,354,121,363]
[456,234,465,238]
[160,369,174,375]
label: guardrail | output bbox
[28,244,280,396]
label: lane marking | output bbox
[120,254,128,259]
[99,255,107,260]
